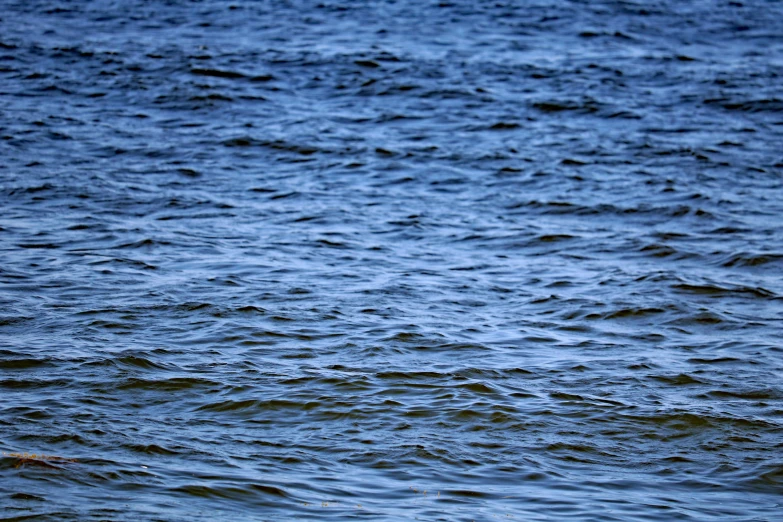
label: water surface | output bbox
[1,0,782,520]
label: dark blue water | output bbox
[1,1,782,520]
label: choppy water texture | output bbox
[1,0,782,520]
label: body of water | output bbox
[1,0,782,520]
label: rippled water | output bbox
[1,0,782,520]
